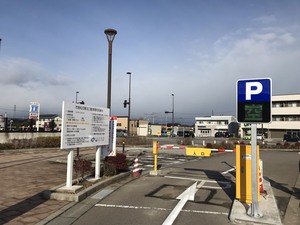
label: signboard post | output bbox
[101,117,117,157]
[237,78,272,218]
[60,101,109,189]
[29,102,40,131]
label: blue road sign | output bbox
[30,105,39,113]
[237,78,272,123]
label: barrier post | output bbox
[153,141,158,172]
[150,141,160,176]
[122,140,125,153]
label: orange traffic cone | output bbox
[132,158,141,177]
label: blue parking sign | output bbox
[237,78,272,123]
[30,105,39,113]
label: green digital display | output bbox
[244,104,263,121]
[237,102,271,123]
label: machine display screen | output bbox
[244,104,263,121]
[237,102,271,123]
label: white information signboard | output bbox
[60,101,109,149]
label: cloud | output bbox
[253,15,276,24]
[0,58,72,88]
[182,26,300,113]
[0,57,75,117]
[123,25,300,122]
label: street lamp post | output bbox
[172,94,174,133]
[127,72,132,136]
[104,28,117,112]
[165,94,175,136]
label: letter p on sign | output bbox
[246,82,263,100]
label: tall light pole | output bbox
[127,72,132,136]
[165,94,175,136]
[172,94,174,133]
[104,28,117,112]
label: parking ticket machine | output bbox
[236,145,260,203]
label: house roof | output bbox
[39,114,60,119]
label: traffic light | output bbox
[123,100,128,108]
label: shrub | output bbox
[219,141,234,150]
[275,143,282,149]
[294,142,300,149]
[0,143,14,150]
[73,155,93,184]
[0,136,61,150]
[35,136,60,148]
[283,142,290,149]
[177,137,193,146]
[234,141,245,145]
[123,136,151,146]
[104,153,129,176]
[206,143,213,148]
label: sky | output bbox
[0,0,300,125]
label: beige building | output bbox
[116,116,149,136]
[116,116,128,131]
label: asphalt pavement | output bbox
[0,147,299,225]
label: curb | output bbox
[229,178,282,225]
[42,171,131,202]
[39,171,132,225]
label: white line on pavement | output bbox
[95,203,228,216]
[221,167,236,175]
[165,175,232,189]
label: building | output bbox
[116,116,149,136]
[149,124,162,136]
[241,94,300,139]
[0,115,5,130]
[116,116,128,131]
[194,116,237,137]
[36,114,62,131]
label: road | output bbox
[59,149,299,225]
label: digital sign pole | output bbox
[236,78,272,218]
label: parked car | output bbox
[116,129,127,137]
[224,132,234,138]
[177,131,195,138]
[243,135,251,140]
[215,132,224,138]
[215,132,233,138]
[283,134,300,142]
[161,131,168,137]
[257,135,263,140]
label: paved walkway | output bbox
[0,148,94,225]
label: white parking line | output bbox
[95,203,228,216]
[164,176,232,189]
[221,167,236,175]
